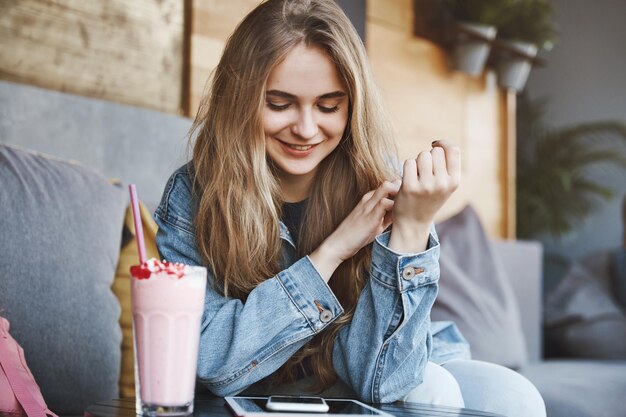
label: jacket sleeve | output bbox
[154,168,344,397]
[332,226,441,403]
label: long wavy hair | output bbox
[191,0,397,391]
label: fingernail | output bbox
[431,140,439,146]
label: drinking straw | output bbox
[128,184,147,264]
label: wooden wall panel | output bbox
[0,0,183,114]
[367,0,514,238]
[188,0,259,114]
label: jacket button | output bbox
[320,309,333,323]
[402,267,417,280]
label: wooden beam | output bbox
[181,0,193,117]
[502,90,517,239]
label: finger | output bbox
[370,197,393,218]
[382,178,401,196]
[386,178,402,199]
[378,197,394,212]
[389,177,402,197]
[416,151,433,181]
[433,140,461,181]
[431,146,447,177]
[377,198,395,229]
[361,189,376,204]
[382,210,393,230]
[367,180,400,210]
[401,159,418,190]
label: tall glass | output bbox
[131,259,207,416]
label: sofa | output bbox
[1,80,625,417]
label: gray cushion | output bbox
[521,360,626,417]
[0,79,190,210]
[433,205,528,368]
[545,251,626,359]
[0,145,126,415]
[492,239,543,362]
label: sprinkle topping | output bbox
[130,259,186,280]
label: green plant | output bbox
[440,0,557,49]
[442,0,508,26]
[516,95,626,239]
[495,0,557,49]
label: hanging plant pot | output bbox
[495,40,538,92]
[452,22,497,76]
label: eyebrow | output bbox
[266,90,347,100]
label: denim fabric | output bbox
[438,360,546,417]
[154,164,470,403]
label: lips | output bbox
[276,138,320,156]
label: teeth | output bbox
[287,144,313,151]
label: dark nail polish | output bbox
[431,140,439,146]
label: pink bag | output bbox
[0,317,57,417]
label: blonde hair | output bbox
[191,0,397,391]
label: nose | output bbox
[291,108,318,140]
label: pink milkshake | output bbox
[130,258,207,416]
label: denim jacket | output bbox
[154,164,470,403]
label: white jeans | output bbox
[403,360,546,417]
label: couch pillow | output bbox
[112,201,160,398]
[544,251,626,359]
[433,205,528,368]
[0,145,126,415]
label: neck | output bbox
[281,181,311,203]
[279,173,314,203]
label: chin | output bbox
[280,165,316,177]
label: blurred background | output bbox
[521,0,626,290]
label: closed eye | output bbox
[266,101,290,111]
[318,105,339,113]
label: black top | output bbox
[282,199,312,378]
[281,199,307,244]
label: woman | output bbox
[155,0,545,415]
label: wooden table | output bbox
[84,397,504,417]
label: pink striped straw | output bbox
[128,184,147,264]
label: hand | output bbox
[309,180,400,281]
[389,140,461,253]
[329,179,401,260]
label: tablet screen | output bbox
[226,396,391,416]
[326,400,381,415]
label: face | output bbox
[263,44,349,201]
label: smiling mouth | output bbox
[278,139,319,151]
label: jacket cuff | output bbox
[276,256,344,333]
[371,231,440,292]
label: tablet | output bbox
[225,396,394,417]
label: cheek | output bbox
[262,111,289,135]
[262,111,274,134]
[330,111,349,138]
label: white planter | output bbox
[496,40,538,92]
[452,22,497,76]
